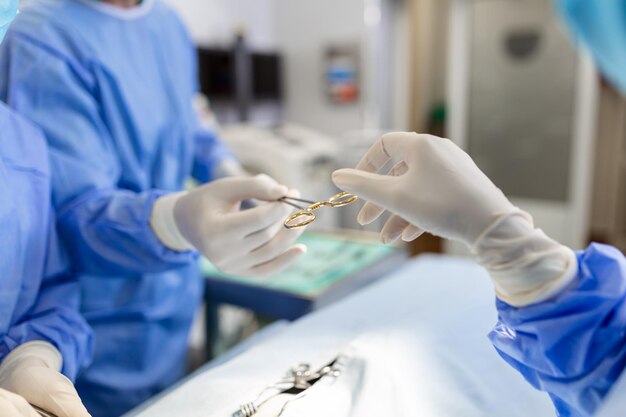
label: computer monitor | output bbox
[197,47,283,105]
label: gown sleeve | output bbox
[191,122,237,184]
[490,243,626,417]
[0,221,93,382]
[0,32,198,276]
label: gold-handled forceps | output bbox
[279,192,358,229]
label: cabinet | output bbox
[589,81,626,252]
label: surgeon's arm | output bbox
[0,33,198,275]
[490,244,626,417]
[331,132,626,417]
[0,223,93,417]
[0,223,92,381]
[191,119,242,183]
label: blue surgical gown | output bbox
[490,243,626,417]
[0,1,235,415]
[0,102,92,381]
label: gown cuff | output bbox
[150,192,195,252]
[473,210,579,307]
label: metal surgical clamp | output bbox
[279,192,358,229]
[235,357,346,417]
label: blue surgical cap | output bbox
[558,0,626,94]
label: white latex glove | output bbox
[151,174,306,277]
[0,389,41,417]
[0,341,91,417]
[332,132,578,306]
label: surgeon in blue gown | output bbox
[332,1,626,417]
[0,2,93,416]
[0,1,305,416]
[0,103,94,417]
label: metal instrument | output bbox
[280,192,358,229]
[235,357,346,417]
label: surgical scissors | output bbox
[279,192,358,229]
[235,357,346,417]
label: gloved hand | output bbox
[151,174,306,277]
[0,389,41,417]
[0,341,91,417]
[332,132,578,306]
[333,132,516,245]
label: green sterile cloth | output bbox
[200,233,395,298]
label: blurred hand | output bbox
[151,174,306,277]
[0,342,91,417]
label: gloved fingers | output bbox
[402,224,424,242]
[354,132,416,173]
[380,131,421,157]
[214,221,285,272]
[0,389,40,417]
[356,161,408,225]
[332,169,397,211]
[211,174,289,204]
[230,186,301,237]
[212,190,299,265]
[357,201,386,225]
[222,227,305,274]
[355,139,393,173]
[250,227,306,270]
[388,160,409,177]
[380,215,412,244]
[239,219,286,253]
[42,389,92,417]
[241,244,307,278]
[225,200,291,237]
[14,368,91,417]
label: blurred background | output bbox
[164,0,626,257]
[157,0,626,365]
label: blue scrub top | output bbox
[491,243,626,417]
[0,103,92,381]
[0,1,234,415]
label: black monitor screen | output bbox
[252,53,282,100]
[197,49,234,99]
[197,48,283,101]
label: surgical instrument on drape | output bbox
[235,357,346,417]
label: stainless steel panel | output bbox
[468,0,578,201]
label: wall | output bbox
[390,1,411,131]
[165,0,409,135]
[164,0,277,49]
[273,0,367,136]
[446,0,598,251]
